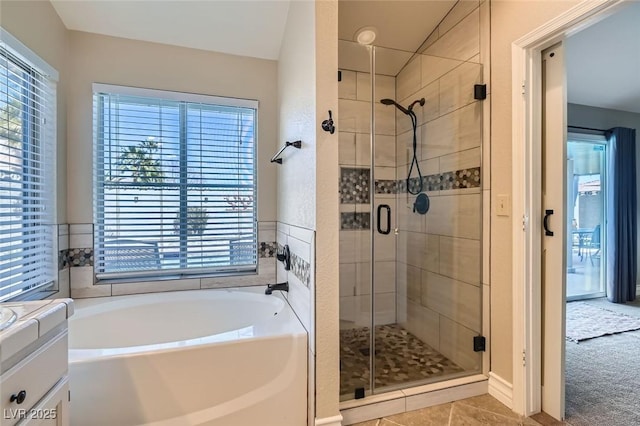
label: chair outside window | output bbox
[103,239,161,272]
[588,224,601,265]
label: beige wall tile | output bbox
[397,198,427,232]
[339,131,356,166]
[439,0,480,35]
[340,263,356,297]
[418,28,440,53]
[339,69,357,100]
[354,133,371,167]
[479,0,491,78]
[57,269,70,299]
[401,299,440,350]
[425,233,440,273]
[399,80,440,129]
[427,193,481,240]
[397,55,422,101]
[439,316,482,371]
[375,134,396,167]
[439,236,480,285]
[355,262,371,295]
[375,103,396,136]
[421,55,464,88]
[440,147,481,173]
[422,272,481,332]
[439,63,482,115]
[338,98,370,133]
[423,101,482,160]
[397,126,422,162]
[357,73,395,102]
[111,278,200,296]
[340,231,356,264]
[425,8,480,62]
[374,261,396,294]
[374,231,396,262]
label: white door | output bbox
[541,42,566,421]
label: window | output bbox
[93,85,258,280]
[0,30,57,301]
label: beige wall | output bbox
[314,0,339,420]
[489,0,580,384]
[0,0,69,223]
[66,31,278,224]
[276,0,340,421]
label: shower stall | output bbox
[338,1,485,401]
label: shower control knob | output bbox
[10,390,27,404]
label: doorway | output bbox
[566,134,607,301]
[511,0,635,421]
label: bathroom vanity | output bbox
[0,299,73,426]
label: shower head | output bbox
[407,98,426,112]
[380,98,409,115]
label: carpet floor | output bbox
[565,298,640,426]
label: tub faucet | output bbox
[265,282,289,295]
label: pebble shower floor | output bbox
[339,324,464,398]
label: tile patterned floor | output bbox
[351,394,563,426]
[340,324,464,397]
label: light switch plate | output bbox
[496,194,511,216]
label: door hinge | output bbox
[522,350,526,367]
[473,335,486,352]
[522,215,528,231]
[522,80,526,95]
[474,84,487,100]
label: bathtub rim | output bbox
[68,286,305,363]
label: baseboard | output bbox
[315,414,343,426]
[488,372,513,409]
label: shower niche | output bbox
[338,0,486,401]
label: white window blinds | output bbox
[0,38,56,301]
[93,85,258,280]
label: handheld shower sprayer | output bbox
[380,97,426,196]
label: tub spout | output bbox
[265,282,289,295]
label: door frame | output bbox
[510,0,627,417]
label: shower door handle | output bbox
[377,204,391,235]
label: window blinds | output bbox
[93,86,258,280]
[0,46,56,301]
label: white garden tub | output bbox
[68,286,307,426]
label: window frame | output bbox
[92,84,259,282]
[0,28,58,302]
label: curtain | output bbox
[606,127,637,303]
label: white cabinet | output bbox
[1,301,71,426]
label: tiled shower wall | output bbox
[395,0,486,372]
[338,69,397,328]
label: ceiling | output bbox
[338,0,457,75]
[50,0,291,60]
[567,1,640,114]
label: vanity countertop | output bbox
[0,299,73,367]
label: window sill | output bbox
[95,269,259,286]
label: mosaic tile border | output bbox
[340,166,481,203]
[61,240,275,269]
[278,243,311,287]
[68,248,94,267]
[341,212,370,230]
[259,241,277,258]
[290,253,311,287]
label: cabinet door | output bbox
[16,377,69,426]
